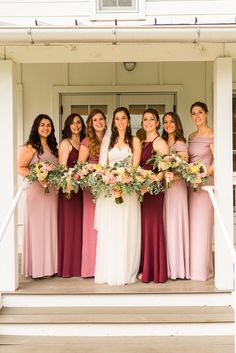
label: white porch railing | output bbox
[203,184,236,351]
[0,180,27,244]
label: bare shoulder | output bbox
[20,144,35,156]
[59,138,71,151]
[175,139,186,145]
[153,136,167,148]
[133,136,141,147]
[153,136,169,154]
[207,127,214,138]
[189,131,197,139]
[60,138,70,147]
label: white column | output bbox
[214,57,234,290]
[0,61,18,291]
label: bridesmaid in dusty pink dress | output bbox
[58,113,86,277]
[188,101,214,281]
[17,114,58,278]
[138,108,168,283]
[78,109,106,278]
[162,112,190,280]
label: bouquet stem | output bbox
[43,185,49,193]
[115,196,124,204]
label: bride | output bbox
[94,107,142,285]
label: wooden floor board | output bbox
[0,336,234,353]
[0,306,233,324]
[3,275,228,295]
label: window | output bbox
[98,0,137,12]
[90,0,145,20]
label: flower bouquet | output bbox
[49,163,82,199]
[74,162,105,202]
[132,166,164,202]
[147,152,184,188]
[182,161,208,191]
[27,160,56,193]
[102,160,134,204]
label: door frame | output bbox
[52,84,184,140]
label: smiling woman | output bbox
[188,101,214,281]
[94,107,142,285]
[17,114,58,279]
[58,113,86,278]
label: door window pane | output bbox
[129,104,166,135]
[71,105,108,121]
[90,105,107,115]
[71,105,88,118]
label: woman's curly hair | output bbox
[109,107,133,151]
[26,114,58,157]
[86,109,107,156]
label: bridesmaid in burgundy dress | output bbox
[138,108,169,283]
[58,113,86,277]
[162,112,190,280]
[78,109,106,278]
[188,102,214,281]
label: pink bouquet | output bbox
[27,160,56,193]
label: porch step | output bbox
[0,306,233,336]
[0,335,234,353]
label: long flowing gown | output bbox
[23,150,58,278]
[94,145,141,285]
[139,139,168,283]
[188,136,214,281]
[58,144,83,277]
[163,141,190,279]
[81,138,99,278]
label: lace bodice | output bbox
[108,146,132,167]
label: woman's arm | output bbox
[58,139,71,166]
[132,137,142,166]
[78,144,89,162]
[17,145,35,177]
[153,137,169,156]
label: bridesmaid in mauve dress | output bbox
[138,108,168,283]
[78,109,106,278]
[188,101,214,281]
[17,114,58,278]
[58,113,86,277]
[162,112,190,280]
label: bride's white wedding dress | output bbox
[94,145,141,285]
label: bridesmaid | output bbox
[78,109,107,278]
[17,114,58,278]
[188,101,214,281]
[138,108,168,283]
[162,112,190,280]
[58,113,86,277]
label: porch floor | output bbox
[13,274,224,295]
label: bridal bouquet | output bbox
[182,161,208,191]
[132,166,164,202]
[27,160,56,193]
[147,152,184,188]
[102,160,134,204]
